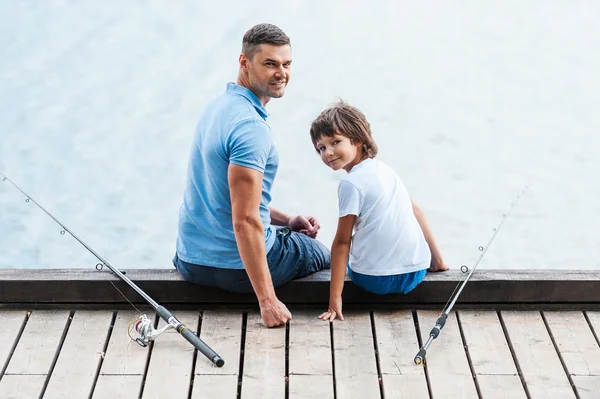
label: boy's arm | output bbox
[319,214,356,322]
[411,200,449,272]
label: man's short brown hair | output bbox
[242,23,291,60]
[310,101,378,158]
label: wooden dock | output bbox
[1,269,599,398]
[0,309,599,398]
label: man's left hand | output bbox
[289,215,320,238]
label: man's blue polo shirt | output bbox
[176,82,278,269]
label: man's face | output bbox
[243,44,292,104]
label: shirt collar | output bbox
[226,82,269,119]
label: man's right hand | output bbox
[259,297,292,327]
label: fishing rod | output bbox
[0,172,224,367]
[414,186,529,366]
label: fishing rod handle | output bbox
[156,306,225,368]
[429,313,448,339]
[414,348,426,365]
[181,327,225,367]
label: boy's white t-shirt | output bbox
[338,158,431,276]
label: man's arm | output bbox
[269,207,291,226]
[268,206,321,238]
[412,200,449,272]
[229,164,292,327]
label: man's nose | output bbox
[275,65,286,78]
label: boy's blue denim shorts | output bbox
[173,227,331,293]
[347,267,427,295]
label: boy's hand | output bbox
[318,296,344,322]
[289,215,320,238]
[429,256,449,272]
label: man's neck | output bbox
[236,76,270,107]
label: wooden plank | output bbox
[289,311,333,398]
[3,268,600,304]
[333,311,380,399]
[587,311,600,342]
[289,375,335,399]
[192,311,242,399]
[571,376,600,399]
[545,311,600,375]
[458,310,526,398]
[0,375,46,398]
[195,310,242,375]
[417,311,478,398]
[373,310,428,398]
[93,375,143,398]
[241,312,285,398]
[0,311,27,372]
[5,310,70,374]
[142,311,198,399]
[501,311,575,398]
[191,374,238,399]
[476,375,529,399]
[43,311,113,398]
[100,310,149,375]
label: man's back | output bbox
[176,83,278,269]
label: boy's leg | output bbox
[266,227,331,287]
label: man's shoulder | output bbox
[206,93,270,130]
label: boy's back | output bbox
[339,158,431,276]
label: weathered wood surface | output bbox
[501,311,576,398]
[333,311,380,399]
[459,310,527,398]
[242,312,286,398]
[143,312,199,398]
[372,310,429,398]
[544,311,600,398]
[418,311,479,398]
[43,311,113,399]
[288,313,333,399]
[193,310,242,399]
[2,268,600,305]
[93,310,149,398]
[0,310,27,375]
[0,307,599,398]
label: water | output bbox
[1,1,599,270]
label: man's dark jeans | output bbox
[173,227,331,293]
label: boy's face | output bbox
[240,44,292,105]
[314,133,363,172]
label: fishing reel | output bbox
[128,314,174,347]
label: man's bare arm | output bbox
[268,207,291,226]
[229,164,291,326]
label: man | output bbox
[174,24,331,327]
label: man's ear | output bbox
[239,53,249,71]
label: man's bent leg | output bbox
[266,228,331,287]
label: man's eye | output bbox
[318,147,325,152]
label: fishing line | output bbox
[414,185,529,365]
[0,172,224,367]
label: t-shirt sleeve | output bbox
[338,180,363,218]
[228,118,272,173]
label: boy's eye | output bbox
[333,140,340,145]
[318,146,325,152]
